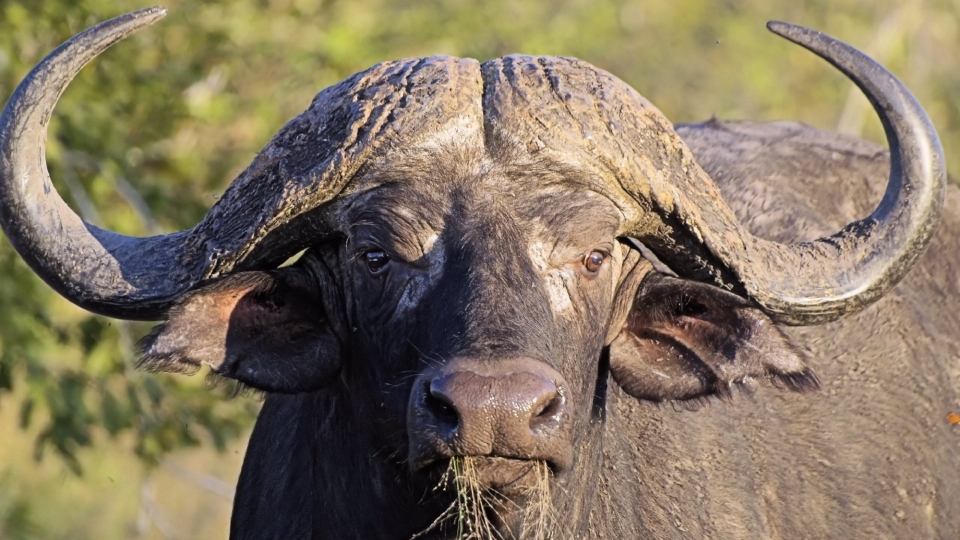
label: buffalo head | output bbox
[0,8,945,538]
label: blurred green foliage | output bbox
[0,0,958,537]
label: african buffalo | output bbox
[2,7,958,540]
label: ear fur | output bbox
[139,267,341,393]
[609,273,818,403]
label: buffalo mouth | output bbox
[418,455,554,494]
[414,457,554,539]
[449,456,546,494]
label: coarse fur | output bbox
[616,121,960,538]
[224,121,957,539]
[142,120,960,539]
[3,12,955,540]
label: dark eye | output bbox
[364,250,391,273]
[583,251,605,274]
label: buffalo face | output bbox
[139,139,826,535]
[336,146,630,485]
[0,9,946,540]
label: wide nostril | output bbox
[529,389,564,429]
[425,382,459,430]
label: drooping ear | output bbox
[609,273,818,403]
[138,267,341,393]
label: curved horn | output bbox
[0,7,198,320]
[637,23,945,325]
[0,9,485,321]
[480,39,943,325]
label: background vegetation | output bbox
[0,0,958,537]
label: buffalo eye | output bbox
[364,250,391,273]
[583,251,606,274]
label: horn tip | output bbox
[137,6,168,22]
[765,20,787,33]
[766,20,813,41]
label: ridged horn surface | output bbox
[0,8,484,320]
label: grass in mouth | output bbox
[412,457,555,540]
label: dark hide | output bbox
[230,393,316,538]
[140,119,960,539]
[3,12,953,539]
[611,120,960,539]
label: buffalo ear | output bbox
[609,273,818,403]
[139,269,341,393]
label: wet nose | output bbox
[408,358,573,471]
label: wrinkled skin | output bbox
[1,11,953,539]
[154,134,653,538]
[142,121,960,539]
[636,121,960,539]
